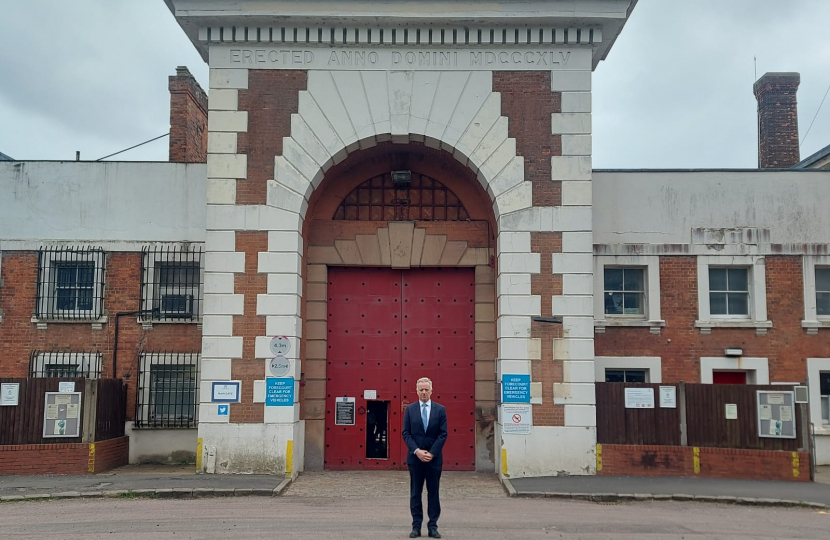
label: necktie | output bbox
[421,403,429,431]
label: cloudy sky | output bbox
[1,0,828,168]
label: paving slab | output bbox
[508,474,830,507]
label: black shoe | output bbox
[409,528,421,538]
[428,528,441,538]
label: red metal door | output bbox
[712,371,747,384]
[325,267,476,471]
[326,268,403,470]
[401,268,476,471]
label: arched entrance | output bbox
[301,143,498,472]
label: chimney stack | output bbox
[169,66,208,163]
[754,72,800,168]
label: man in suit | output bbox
[402,377,448,539]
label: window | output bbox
[604,267,645,316]
[29,351,102,378]
[594,256,664,333]
[136,353,199,428]
[36,247,106,321]
[696,256,769,334]
[708,267,749,316]
[700,357,769,384]
[140,246,203,323]
[605,369,647,383]
[594,357,662,383]
[821,372,830,425]
[816,268,830,316]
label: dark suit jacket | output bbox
[402,401,448,466]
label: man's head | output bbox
[416,377,433,403]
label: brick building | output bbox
[2,0,830,475]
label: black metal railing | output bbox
[135,352,199,428]
[36,246,106,320]
[29,350,103,378]
[140,245,203,322]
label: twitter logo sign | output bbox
[217,405,229,416]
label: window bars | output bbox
[333,173,470,221]
[29,351,103,378]
[135,352,200,428]
[36,246,106,320]
[140,245,204,322]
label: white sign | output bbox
[624,388,655,409]
[269,356,291,377]
[211,382,241,403]
[1,383,20,406]
[58,382,75,393]
[725,404,738,420]
[210,45,592,72]
[270,335,291,357]
[363,390,377,400]
[659,386,677,408]
[502,404,532,435]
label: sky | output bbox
[1,0,829,168]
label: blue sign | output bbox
[266,377,295,406]
[501,374,531,403]
[217,405,229,416]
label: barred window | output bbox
[30,351,102,378]
[36,247,106,320]
[140,246,203,322]
[136,352,199,428]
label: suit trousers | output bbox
[408,461,442,529]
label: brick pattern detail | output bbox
[236,70,308,204]
[0,253,202,420]
[598,444,810,482]
[169,68,208,163]
[231,232,268,423]
[492,72,562,206]
[754,73,800,168]
[0,436,129,475]
[595,256,830,383]
[529,232,564,426]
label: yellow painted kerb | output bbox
[693,447,700,474]
[88,443,96,473]
[286,440,294,475]
[596,444,603,472]
[196,438,203,472]
[501,448,508,476]
[792,452,800,478]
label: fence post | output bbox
[679,381,688,446]
[798,402,814,481]
[82,379,97,443]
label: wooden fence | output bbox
[0,378,127,445]
[597,382,802,451]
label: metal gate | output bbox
[325,267,476,471]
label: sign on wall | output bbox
[1,383,19,406]
[269,356,291,377]
[211,381,241,403]
[335,397,356,426]
[43,392,82,438]
[624,388,655,409]
[757,391,796,439]
[659,386,677,408]
[502,404,532,435]
[265,377,295,407]
[501,374,531,403]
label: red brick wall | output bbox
[492,72,562,206]
[754,73,800,168]
[598,444,809,482]
[236,70,308,204]
[169,67,208,163]
[230,232,267,423]
[92,436,130,473]
[594,255,830,383]
[0,252,202,419]
[0,437,129,475]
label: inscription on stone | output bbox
[211,46,590,71]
